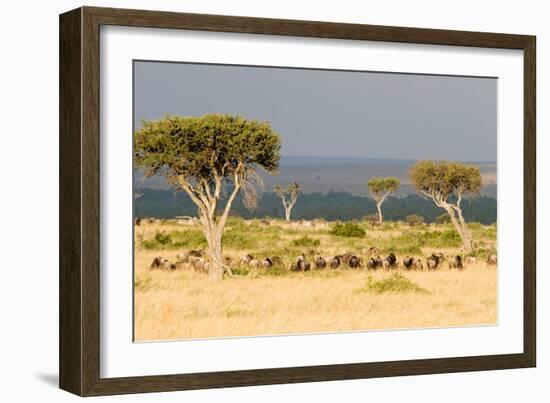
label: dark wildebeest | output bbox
[262,257,273,268]
[427,253,443,270]
[349,255,361,268]
[341,252,354,266]
[314,254,327,269]
[150,256,164,270]
[329,255,342,269]
[404,256,423,270]
[134,217,141,226]
[403,256,415,270]
[291,255,311,271]
[449,255,463,270]
[150,257,176,270]
[367,256,383,270]
[383,253,398,270]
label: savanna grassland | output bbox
[134,218,497,341]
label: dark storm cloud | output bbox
[134,61,497,162]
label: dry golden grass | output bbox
[134,220,497,341]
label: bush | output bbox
[405,214,425,226]
[330,222,366,238]
[436,213,451,224]
[292,236,320,247]
[360,274,428,294]
[416,229,462,248]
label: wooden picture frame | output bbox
[59,6,536,396]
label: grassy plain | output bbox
[134,218,497,341]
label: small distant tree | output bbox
[409,161,482,253]
[134,114,281,281]
[274,183,300,221]
[366,177,400,224]
[405,214,425,226]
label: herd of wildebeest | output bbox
[149,247,498,274]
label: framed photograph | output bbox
[59,6,536,396]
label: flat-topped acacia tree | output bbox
[409,160,482,253]
[274,182,300,221]
[366,177,400,224]
[134,114,281,281]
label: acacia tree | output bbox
[134,114,281,281]
[274,183,300,221]
[366,177,400,224]
[409,160,482,253]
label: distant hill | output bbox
[134,155,497,198]
[134,188,497,224]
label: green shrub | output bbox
[330,222,366,238]
[359,274,428,294]
[292,236,320,247]
[415,229,461,248]
[405,214,425,226]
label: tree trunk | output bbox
[205,227,224,281]
[445,207,473,253]
[285,206,292,221]
[376,202,383,224]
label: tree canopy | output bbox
[366,177,401,198]
[135,114,281,185]
[409,161,481,204]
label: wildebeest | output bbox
[329,255,342,269]
[403,256,424,270]
[150,256,164,270]
[383,253,398,270]
[239,254,254,265]
[341,252,354,266]
[134,217,142,226]
[427,253,443,270]
[413,259,424,270]
[176,249,203,263]
[192,257,207,272]
[248,258,261,269]
[291,255,311,271]
[150,257,176,270]
[448,255,463,270]
[262,257,273,268]
[367,256,383,270]
[403,256,415,269]
[314,254,327,269]
[348,255,362,268]
[487,254,497,265]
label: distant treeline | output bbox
[135,189,497,224]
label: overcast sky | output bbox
[134,61,497,162]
